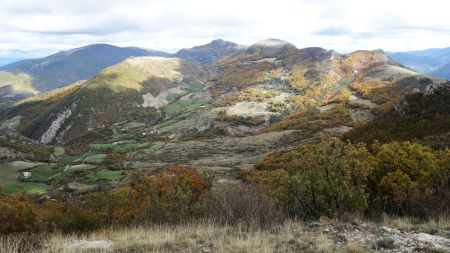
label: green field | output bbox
[65,164,97,173]
[85,154,107,164]
[149,141,165,150]
[166,93,181,102]
[90,139,141,153]
[85,169,125,182]
[0,161,45,186]
[59,154,85,164]
[51,164,97,180]
[53,146,65,157]
[59,149,99,164]
[26,164,61,182]
[90,143,114,150]
[2,182,50,194]
[155,111,194,128]
[163,100,202,117]
[113,143,137,153]
[184,82,204,92]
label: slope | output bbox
[0,44,170,108]
[387,47,450,79]
[1,56,210,145]
[174,39,244,64]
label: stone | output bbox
[68,240,113,249]
[376,236,396,249]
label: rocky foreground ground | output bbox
[2,218,449,253]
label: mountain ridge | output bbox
[0,44,170,109]
[387,47,450,79]
[1,39,442,147]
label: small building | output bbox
[21,171,32,179]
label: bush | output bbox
[246,138,449,219]
[205,184,282,226]
[118,165,212,224]
[247,138,373,219]
[369,141,449,217]
[0,193,40,233]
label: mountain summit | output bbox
[0,44,169,108]
[247,39,297,54]
[175,39,244,64]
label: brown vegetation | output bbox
[244,138,449,219]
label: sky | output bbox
[0,0,449,58]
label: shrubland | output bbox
[1,137,448,236]
[246,137,449,219]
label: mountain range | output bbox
[1,38,446,144]
[0,38,448,203]
[387,47,450,79]
[2,40,448,110]
[0,44,169,109]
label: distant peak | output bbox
[77,43,118,50]
[253,39,293,47]
[372,49,385,54]
[211,39,226,44]
[247,38,297,54]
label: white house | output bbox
[21,171,32,179]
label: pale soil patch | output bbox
[180,90,212,102]
[226,101,274,118]
[0,115,23,129]
[349,94,377,108]
[228,125,264,136]
[349,108,375,124]
[142,87,183,109]
[319,103,337,113]
[67,182,98,192]
[323,126,352,136]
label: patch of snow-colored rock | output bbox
[225,101,274,118]
[141,88,183,109]
[414,232,450,249]
[68,240,113,250]
[40,102,77,144]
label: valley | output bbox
[0,38,449,253]
[1,39,448,195]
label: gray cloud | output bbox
[0,0,448,56]
[14,18,140,36]
[313,27,353,36]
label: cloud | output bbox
[313,27,353,36]
[6,15,139,35]
[0,0,449,56]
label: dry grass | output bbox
[2,217,449,253]
[15,81,84,106]
[0,71,37,94]
[0,221,376,253]
[344,240,367,253]
[381,214,450,231]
